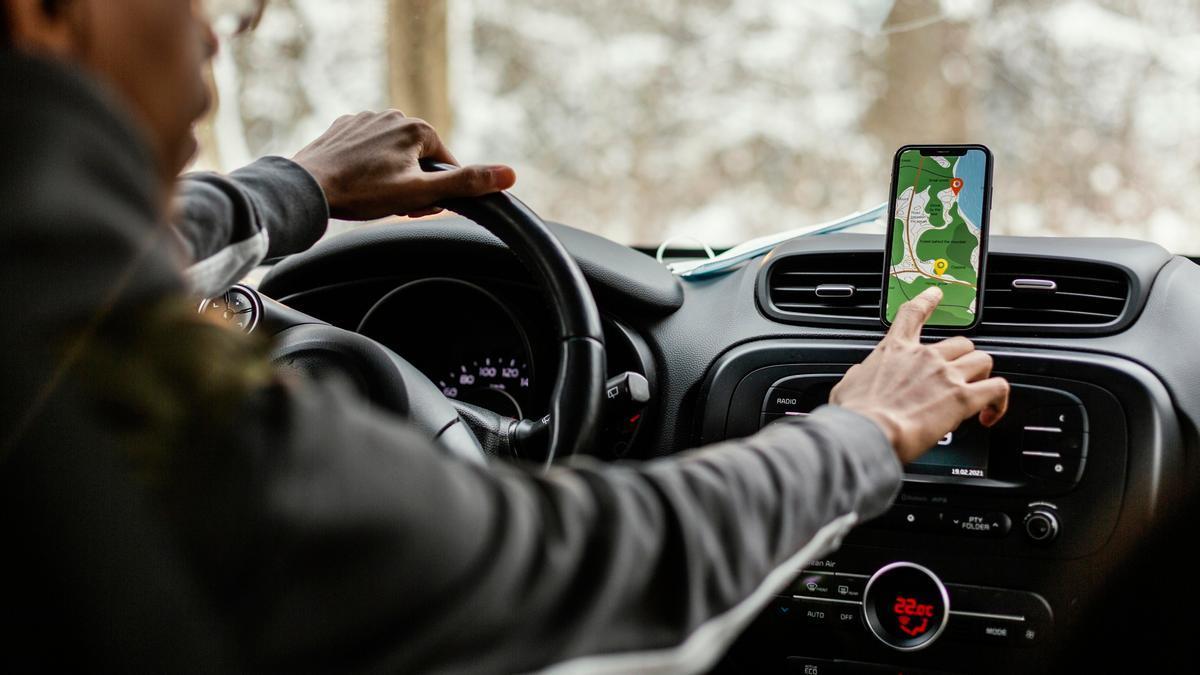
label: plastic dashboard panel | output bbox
[260,218,684,319]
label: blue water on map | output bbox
[953,149,987,230]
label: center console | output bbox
[698,340,1180,674]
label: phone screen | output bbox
[884,146,992,329]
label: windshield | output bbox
[193,0,1200,253]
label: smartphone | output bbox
[882,144,993,330]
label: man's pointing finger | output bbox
[888,286,944,341]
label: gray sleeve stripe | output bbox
[184,229,269,298]
[528,512,860,675]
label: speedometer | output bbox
[437,356,533,419]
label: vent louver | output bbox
[766,252,884,321]
[762,252,1132,334]
[981,256,1129,328]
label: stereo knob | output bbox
[863,562,950,651]
[1024,509,1060,543]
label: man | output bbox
[0,1,1009,673]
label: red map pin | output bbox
[950,178,964,196]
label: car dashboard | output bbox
[257,219,1200,674]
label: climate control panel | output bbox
[780,562,1053,649]
[773,560,1054,673]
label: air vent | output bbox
[765,252,884,322]
[982,256,1129,329]
[761,252,1133,334]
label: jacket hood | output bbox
[0,50,186,332]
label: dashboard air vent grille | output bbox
[766,252,883,320]
[762,252,1133,334]
[981,256,1129,328]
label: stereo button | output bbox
[793,571,835,598]
[1021,453,1084,484]
[1030,405,1086,432]
[947,614,1022,645]
[831,574,866,600]
[798,600,834,626]
[1021,428,1086,457]
[763,387,823,416]
[833,604,864,630]
[1024,509,1061,543]
[772,598,800,622]
[881,505,941,533]
[943,509,1011,538]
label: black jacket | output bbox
[0,51,902,674]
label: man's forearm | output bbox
[173,156,329,297]
[528,405,901,675]
[169,378,900,675]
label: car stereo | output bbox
[761,374,1089,490]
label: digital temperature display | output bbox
[892,595,936,637]
[864,563,949,650]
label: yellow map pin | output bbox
[934,259,949,276]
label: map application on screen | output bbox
[886,148,989,328]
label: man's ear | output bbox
[5,0,89,59]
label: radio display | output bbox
[907,418,990,479]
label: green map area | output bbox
[886,150,982,327]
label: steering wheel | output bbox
[268,162,606,467]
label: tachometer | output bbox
[198,284,261,333]
[438,357,532,419]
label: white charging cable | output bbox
[655,236,717,265]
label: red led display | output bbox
[864,563,949,649]
[892,595,936,637]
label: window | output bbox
[195,0,1200,252]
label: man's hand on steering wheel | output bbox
[292,110,518,221]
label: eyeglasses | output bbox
[197,0,267,37]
